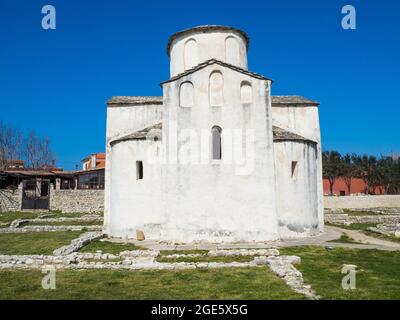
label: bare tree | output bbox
[0,122,23,211]
[0,124,56,171]
[0,122,23,170]
[25,132,56,168]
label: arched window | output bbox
[209,71,224,107]
[212,126,222,160]
[184,39,198,70]
[179,81,194,108]
[240,81,252,104]
[225,36,240,65]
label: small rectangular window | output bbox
[291,161,298,179]
[136,161,143,180]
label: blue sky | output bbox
[0,0,399,169]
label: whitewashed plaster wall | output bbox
[272,106,321,143]
[160,64,279,242]
[104,104,162,235]
[107,140,163,238]
[274,141,320,238]
[169,31,248,76]
[272,105,324,232]
[106,104,162,139]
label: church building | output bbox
[104,25,324,242]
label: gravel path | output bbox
[105,226,400,251]
[327,226,400,251]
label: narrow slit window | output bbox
[212,126,222,160]
[291,161,298,179]
[136,161,143,180]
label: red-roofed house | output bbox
[81,153,105,171]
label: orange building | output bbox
[323,178,383,196]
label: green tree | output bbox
[380,156,400,194]
[341,153,357,195]
[322,151,343,195]
[352,154,378,195]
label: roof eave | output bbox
[160,59,273,87]
[107,101,163,107]
[273,138,317,144]
[272,102,320,107]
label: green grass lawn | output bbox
[341,222,378,230]
[280,246,400,299]
[1,242,400,299]
[156,255,253,263]
[23,220,102,227]
[0,211,102,221]
[343,209,380,216]
[326,222,378,230]
[0,212,41,223]
[48,211,103,218]
[78,239,145,254]
[160,249,209,256]
[0,211,101,224]
[0,231,82,255]
[0,267,304,300]
[156,249,258,263]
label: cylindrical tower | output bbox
[167,25,249,77]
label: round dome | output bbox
[167,25,249,77]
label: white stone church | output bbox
[104,25,324,242]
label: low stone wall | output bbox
[324,195,400,209]
[50,189,104,213]
[369,224,400,238]
[53,232,104,255]
[325,213,400,226]
[1,188,104,214]
[0,225,102,233]
[0,189,22,212]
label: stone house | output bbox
[104,25,323,242]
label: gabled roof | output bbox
[167,25,250,56]
[109,122,316,146]
[160,59,273,86]
[272,126,316,144]
[107,96,163,106]
[272,96,319,106]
